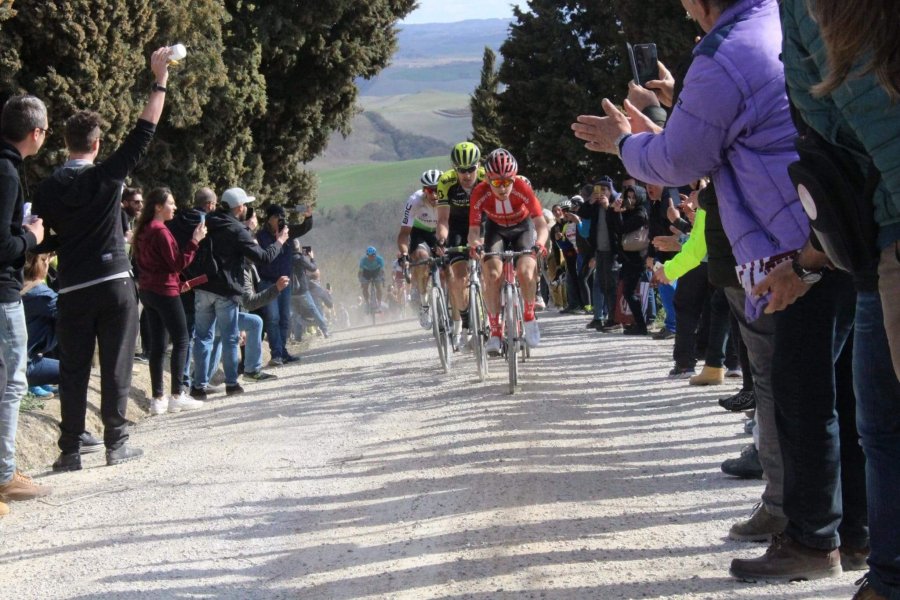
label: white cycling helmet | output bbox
[420,169,443,188]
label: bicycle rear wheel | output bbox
[469,282,488,382]
[504,286,519,394]
[431,286,452,372]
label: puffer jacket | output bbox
[781,0,900,250]
[621,0,809,267]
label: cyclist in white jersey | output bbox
[397,170,441,329]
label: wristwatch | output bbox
[151,82,167,93]
[791,259,822,285]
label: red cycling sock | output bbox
[524,301,536,322]
[489,313,502,337]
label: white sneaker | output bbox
[168,392,204,413]
[535,296,546,312]
[524,320,540,348]
[485,336,502,356]
[149,397,167,416]
[419,307,432,329]
[460,330,472,353]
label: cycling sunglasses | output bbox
[457,166,478,174]
[488,178,514,188]
[422,186,437,194]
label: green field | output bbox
[314,156,451,209]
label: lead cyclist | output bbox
[467,148,549,356]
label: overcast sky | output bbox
[402,0,529,24]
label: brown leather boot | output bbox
[0,470,52,501]
[852,575,888,600]
[729,533,842,582]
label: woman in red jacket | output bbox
[133,187,206,416]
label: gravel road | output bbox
[0,312,863,599]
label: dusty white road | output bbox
[1,313,862,599]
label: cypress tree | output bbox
[470,46,503,152]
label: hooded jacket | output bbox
[198,208,282,300]
[621,0,809,269]
[0,142,37,302]
[32,119,155,292]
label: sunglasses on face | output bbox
[488,178,514,188]
[457,166,478,174]
[422,186,437,194]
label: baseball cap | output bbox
[221,187,255,209]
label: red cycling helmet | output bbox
[485,148,518,179]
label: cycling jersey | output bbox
[400,190,438,232]
[469,176,543,228]
[437,167,485,230]
[359,255,385,272]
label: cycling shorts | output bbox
[360,270,384,282]
[445,231,470,266]
[483,218,536,256]
[409,228,438,256]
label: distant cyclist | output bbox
[358,246,385,309]
[397,169,442,329]
[468,148,549,355]
[436,141,485,347]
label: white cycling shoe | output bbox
[419,307,432,329]
[485,336,502,357]
[524,320,540,348]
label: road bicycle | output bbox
[362,279,381,326]
[409,252,456,373]
[483,249,533,394]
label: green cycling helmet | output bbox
[450,141,481,169]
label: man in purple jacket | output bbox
[573,0,865,584]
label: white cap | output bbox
[221,187,255,209]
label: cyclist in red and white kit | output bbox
[467,148,549,355]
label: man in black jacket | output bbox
[190,187,287,399]
[581,177,620,331]
[0,94,52,502]
[33,48,173,471]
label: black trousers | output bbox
[672,263,709,369]
[57,278,138,453]
[620,260,646,329]
[139,289,189,398]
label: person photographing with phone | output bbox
[256,202,314,366]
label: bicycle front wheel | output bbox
[504,285,519,394]
[469,282,488,382]
[431,286,452,372]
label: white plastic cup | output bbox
[168,44,187,62]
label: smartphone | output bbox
[302,246,312,254]
[199,212,206,224]
[627,42,658,87]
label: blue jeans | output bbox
[294,291,329,333]
[658,281,676,332]
[239,312,263,373]
[854,291,900,597]
[193,290,241,388]
[592,251,616,321]
[27,355,60,387]
[0,301,28,483]
[772,270,867,551]
[260,281,291,359]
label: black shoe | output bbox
[586,319,604,330]
[106,445,143,466]
[244,371,277,382]
[652,328,675,340]
[226,384,245,396]
[52,452,82,472]
[721,444,764,479]
[600,321,622,332]
[133,353,149,364]
[719,389,756,412]
[189,386,208,400]
[668,366,696,379]
[79,431,104,454]
[623,325,648,336]
[282,354,301,364]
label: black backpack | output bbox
[183,236,218,281]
